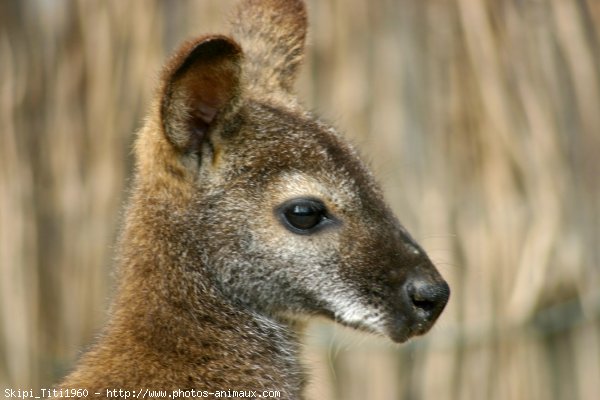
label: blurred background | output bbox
[1,0,599,399]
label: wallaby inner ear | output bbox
[161,35,243,153]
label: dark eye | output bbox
[277,198,333,234]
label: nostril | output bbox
[406,280,450,316]
[411,294,437,313]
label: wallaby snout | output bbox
[343,221,449,343]
[394,265,450,341]
[384,231,449,339]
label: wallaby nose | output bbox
[405,277,450,322]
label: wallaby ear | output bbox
[231,0,307,94]
[160,35,243,153]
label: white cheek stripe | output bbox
[320,291,387,335]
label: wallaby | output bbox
[57,0,449,398]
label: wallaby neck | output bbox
[103,200,307,396]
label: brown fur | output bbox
[57,1,449,399]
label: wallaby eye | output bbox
[285,203,322,230]
[277,198,332,234]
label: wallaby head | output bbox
[59,0,449,396]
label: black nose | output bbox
[405,278,450,321]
